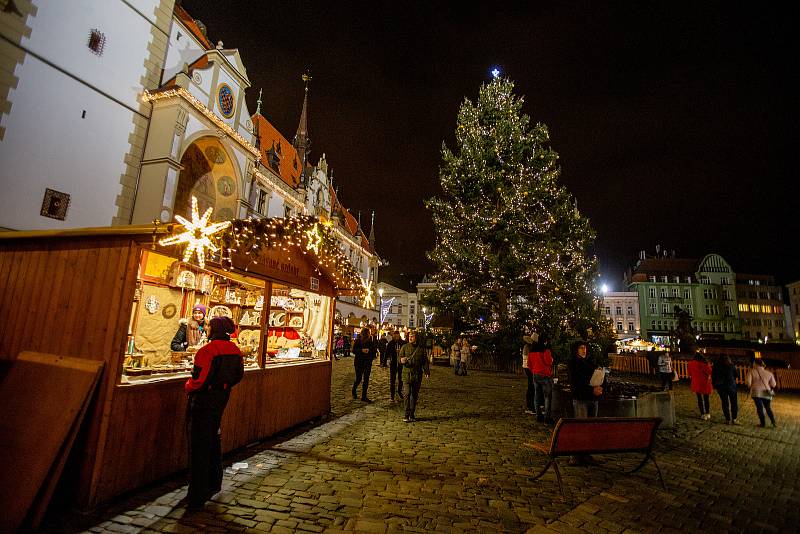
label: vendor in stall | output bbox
[171,304,207,351]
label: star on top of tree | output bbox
[159,196,231,269]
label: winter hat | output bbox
[523,333,539,345]
[192,304,207,318]
[209,316,236,340]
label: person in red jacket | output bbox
[687,352,713,420]
[184,316,244,510]
[528,337,554,424]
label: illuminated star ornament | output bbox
[361,280,375,309]
[491,67,501,79]
[159,196,231,268]
[305,223,323,254]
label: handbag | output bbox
[755,368,775,399]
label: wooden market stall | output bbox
[0,215,364,510]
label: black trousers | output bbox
[353,356,373,399]
[524,368,535,411]
[389,357,403,399]
[187,390,230,505]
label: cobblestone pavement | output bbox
[50,358,800,533]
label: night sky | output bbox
[181,1,797,291]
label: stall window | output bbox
[266,283,331,362]
[122,250,265,383]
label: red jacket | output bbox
[528,349,553,377]
[687,359,713,394]
[185,340,243,394]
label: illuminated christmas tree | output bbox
[425,76,606,359]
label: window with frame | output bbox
[649,303,657,315]
[627,305,633,315]
[616,306,622,315]
[660,288,667,298]
[628,322,634,332]
[662,304,669,314]
[671,288,679,297]
[605,306,611,315]
[649,276,656,283]
[686,304,693,314]
[649,287,657,298]
[683,289,690,299]
[661,276,668,283]
[616,322,623,332]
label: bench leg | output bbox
[629,453,667,491]
[531,458,553,482]
[552,459,565,498]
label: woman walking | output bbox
[657,352,674,391]
[687,352,713,420]
[746,360,777,428]
[712,355,739,425]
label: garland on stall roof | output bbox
[217,216,365,296]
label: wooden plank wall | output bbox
[0,237,140,508]
[94,360,331,504]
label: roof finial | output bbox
[255,88,262,115]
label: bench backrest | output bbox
[549,417,662,456]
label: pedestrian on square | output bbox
[567,340,601,466]
[522,334,536,414]
[687,352,713,420]
[399,330,430,422]
[333,334,344,361]
[529,335,554,424]
[657,352,674,391]
[386,330,406,402]
[567,340,602,418]
[343,334,351,357]
[746,359,777,428]
[184,316,243,510]
[451,337,461,375]
[352,327,377,402]
[712,355,739,424]
[458,338,470,376]
[378,333,389,367]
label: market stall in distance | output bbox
[0,212,364,509]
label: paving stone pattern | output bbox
[50,359,799,533]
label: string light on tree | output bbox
[159,196,230,269]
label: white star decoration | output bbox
[305,223,323,254]
[362,280,375,309]
[159,196,231,269]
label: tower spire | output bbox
[293,72,311,189]
[368,211,376,247]
[255,88,262,115]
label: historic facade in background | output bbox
[599,292,641,340]
[0,1,379,323]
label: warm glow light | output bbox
[362,280,375,309]
[159,196,231,269]
[305,223,323,254]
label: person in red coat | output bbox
[184,316,244,510]
[528,337,554,424]
[687,352,713,420]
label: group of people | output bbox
[450,337,471,376]
[350,327,430,422]
[686,352,778,427]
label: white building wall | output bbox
[0,0,163,229]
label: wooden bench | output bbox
[528,417,665,497]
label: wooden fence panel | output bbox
[610,354,800,391]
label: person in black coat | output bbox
[567,341,602,418]
[352,327,377,402]
[386,330,406,401]
[712,354,739,424]
[378,333,389,367]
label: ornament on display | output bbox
[144,295,160,314]
[177,270,196,289]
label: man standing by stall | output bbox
[184,316,244,510]
[352,326,377,402]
